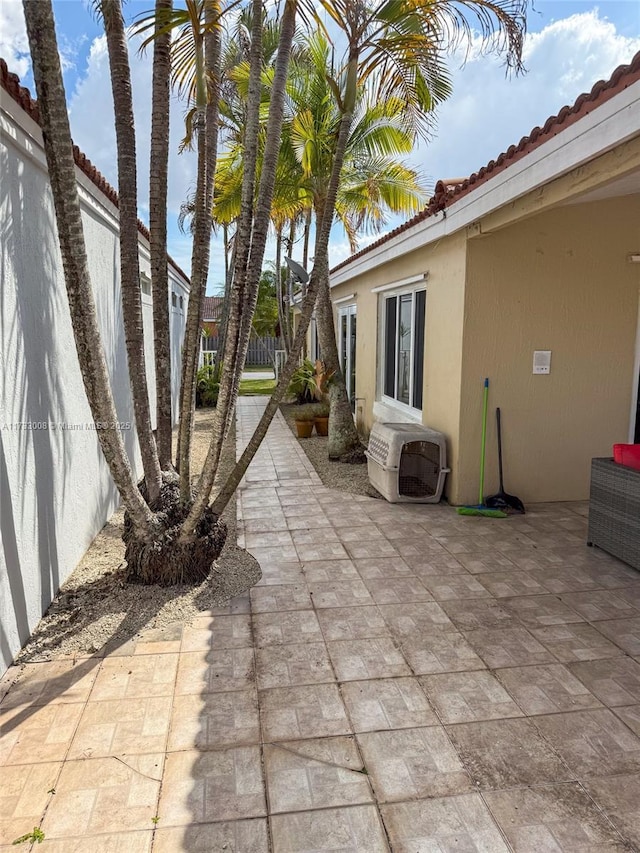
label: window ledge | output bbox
[373,399,422,425]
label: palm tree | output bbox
[22,0,526,583]
[180,0,300,536]
[287,32,427,458]
[148,0,173,471]
[22,0,156,537]
[101,0,163,500]
[23,0,231,583]
[209,0,527,509]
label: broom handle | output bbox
[479,378,489,505]
[496,407,505,490]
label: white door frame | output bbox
[629,290,640,442]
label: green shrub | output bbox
[196,365,219,407]
[288,359,316,404]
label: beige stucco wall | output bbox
[458,193,640,505]
[330,231,468,499]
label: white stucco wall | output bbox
[0,90,189,674]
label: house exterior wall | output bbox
[0,89,188,673]
[330,231,467,497]
[457,193,640,505]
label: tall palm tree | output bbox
[210,0,527,510]
[24,0,230,583]
[148,0,173,471]
[136,0,224,501]
[101,0,163,500]
[180,0,300,536]
[23,0,527,583]
[287,33,427,458]
[212,31,428,461]
[22,0,156,536]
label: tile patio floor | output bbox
[2,397,640,850]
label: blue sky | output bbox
[2,0,639,291]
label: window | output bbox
[140,272,152,296]
[382,288,425,410]
[171,291,177,307]
[338,305,356,410]
[179,295,184,310]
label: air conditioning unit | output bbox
[366,423,450,503]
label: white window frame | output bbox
[378,283,426,417]
[337,303,357,405]
[309,314,319,364]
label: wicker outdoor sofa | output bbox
[587,457,640,572]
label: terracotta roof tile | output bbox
[332,49,640,275]
[201,295,223,320]
[0,58,189,285]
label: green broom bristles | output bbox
[457,506,508,518]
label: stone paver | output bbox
[381,794,510,852]
[263,737,373,813]
[484,783,629,852]
[1,398,638,851]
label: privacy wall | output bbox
[0,83,189,673]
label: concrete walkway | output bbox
[241,370,275,381]
[2,397,640,850]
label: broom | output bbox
[457,378,507,518]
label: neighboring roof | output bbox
[0,58,190,285]
[332,50,640,275]
[201,295,224,322]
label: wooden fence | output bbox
[201,335,284,367]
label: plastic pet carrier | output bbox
[366,422,449,503]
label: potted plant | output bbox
[313,402,330,436]
[288,359,316,404]
[294,404,317,438]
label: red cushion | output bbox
[613,444,640,471]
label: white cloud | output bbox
[1,0,88,85]
[68,32,197,220]
[0,0,31,78]
[329,229,392,267]
[67,29,208,283]
[414,11,640,188]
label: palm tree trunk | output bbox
[22,0,156,535]
[274,227,289,353]
[213,229,235,383]
[102,0,162,501]
[302,206,312,269]
[177,13,222,502]
[179,0,264,540]
[149,0,173,470]
[180,0,297,538]
[314,257,362,458]
[211,58,358,514]
[211,0,264,431]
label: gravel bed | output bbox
[280,403,382,499]
[15,410,260,664]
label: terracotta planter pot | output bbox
[314,416,329,436]
[295,420,314,438]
